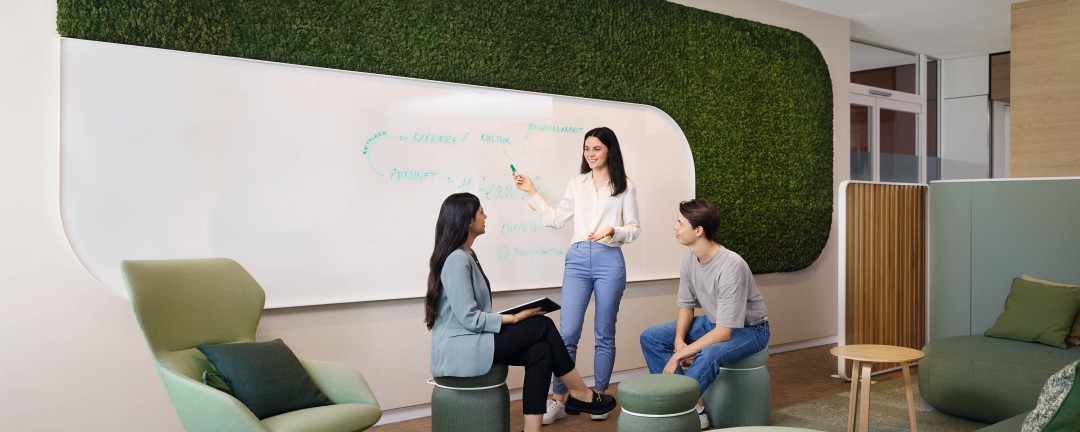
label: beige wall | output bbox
[1010,0,1080,177]
[0,1,848,429]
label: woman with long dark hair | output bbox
[426,192,615,432]
[513,126,640,424]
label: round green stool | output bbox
[701,346,771,428]
[431,364,510,432]
[617,374,701,432]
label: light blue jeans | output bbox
[639,315,770,395]
[552,241,625,394]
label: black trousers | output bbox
[492,315,576,414]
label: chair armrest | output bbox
[158,366,267,432]
[301,359,381,408]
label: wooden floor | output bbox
[371,344,913,431]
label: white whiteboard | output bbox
[59,38,695,308]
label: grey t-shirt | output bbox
[676,246,768,328]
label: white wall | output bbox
[941,55,991,180]
[0,1,848,429]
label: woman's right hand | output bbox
[513,172,538,196]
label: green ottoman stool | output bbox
[702,346,770,428]
[618,374,701,432]
[431,364,510,432]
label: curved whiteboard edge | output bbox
[638,104,696,191]
[57,38,129,302]
[57,37,697,307]
[60,37,696,130]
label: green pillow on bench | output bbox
[985,278,1080,349]
[1022,274,1080,346]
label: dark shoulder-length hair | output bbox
[424,192,482,330]
[580,126,628,196]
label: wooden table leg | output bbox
[902,362,918,432]
[858,362,872,432]
[847,360,860,432]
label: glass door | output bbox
[850,93,923,183]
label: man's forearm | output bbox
[674,307,694,345]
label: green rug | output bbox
[770,378,991,432]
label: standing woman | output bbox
[426,193,616,432]
[512,127,640,423]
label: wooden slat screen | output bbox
[843,182,927,376]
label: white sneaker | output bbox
[543,399,567,425]
[590,412,609,420]
[698,410,710,430]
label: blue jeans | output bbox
[552,241,626,394]
[639,316,770,395]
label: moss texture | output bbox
[57,0,833,273]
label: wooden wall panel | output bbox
[990,53,1010,102]
[1011,0,1080,177]
[843,183,927,375]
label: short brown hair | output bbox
[679,199,721,239]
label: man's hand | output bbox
[663,345,701,374]
[674,339,693,368]
[663,356,682,374]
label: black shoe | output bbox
[564,391,616,416]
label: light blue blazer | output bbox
[430,248,503,377]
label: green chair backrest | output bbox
[123,258,266,378]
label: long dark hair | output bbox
[580,126,628,196]
[424,193,482,330]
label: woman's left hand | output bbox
[588,226,615,241]
[505,306,545,325]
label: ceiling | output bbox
[778,0,1023,59]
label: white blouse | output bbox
[527,172,641,247]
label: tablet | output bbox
[499,297,561,315]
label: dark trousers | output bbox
[492,315,576,414]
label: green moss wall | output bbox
[57,0,833,273]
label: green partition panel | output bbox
[928,178,1080,340]
[929,181,973,341]
[969,179,1080,333]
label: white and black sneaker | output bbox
[697,405,710,430]
[542,399,567,425]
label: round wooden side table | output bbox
[830,344,925,432]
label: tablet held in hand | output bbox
[499,297,561,315]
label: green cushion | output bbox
[197,339,332,419]
[617,374,699,415]
[1023,360,1080,432]
[202,370,232,395]
[432,364,508,388]
[985,278,1080,349]
[1022,274,1080,346]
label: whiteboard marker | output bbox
[510,164,517,173]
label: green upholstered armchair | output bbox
[122,258,381,432]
